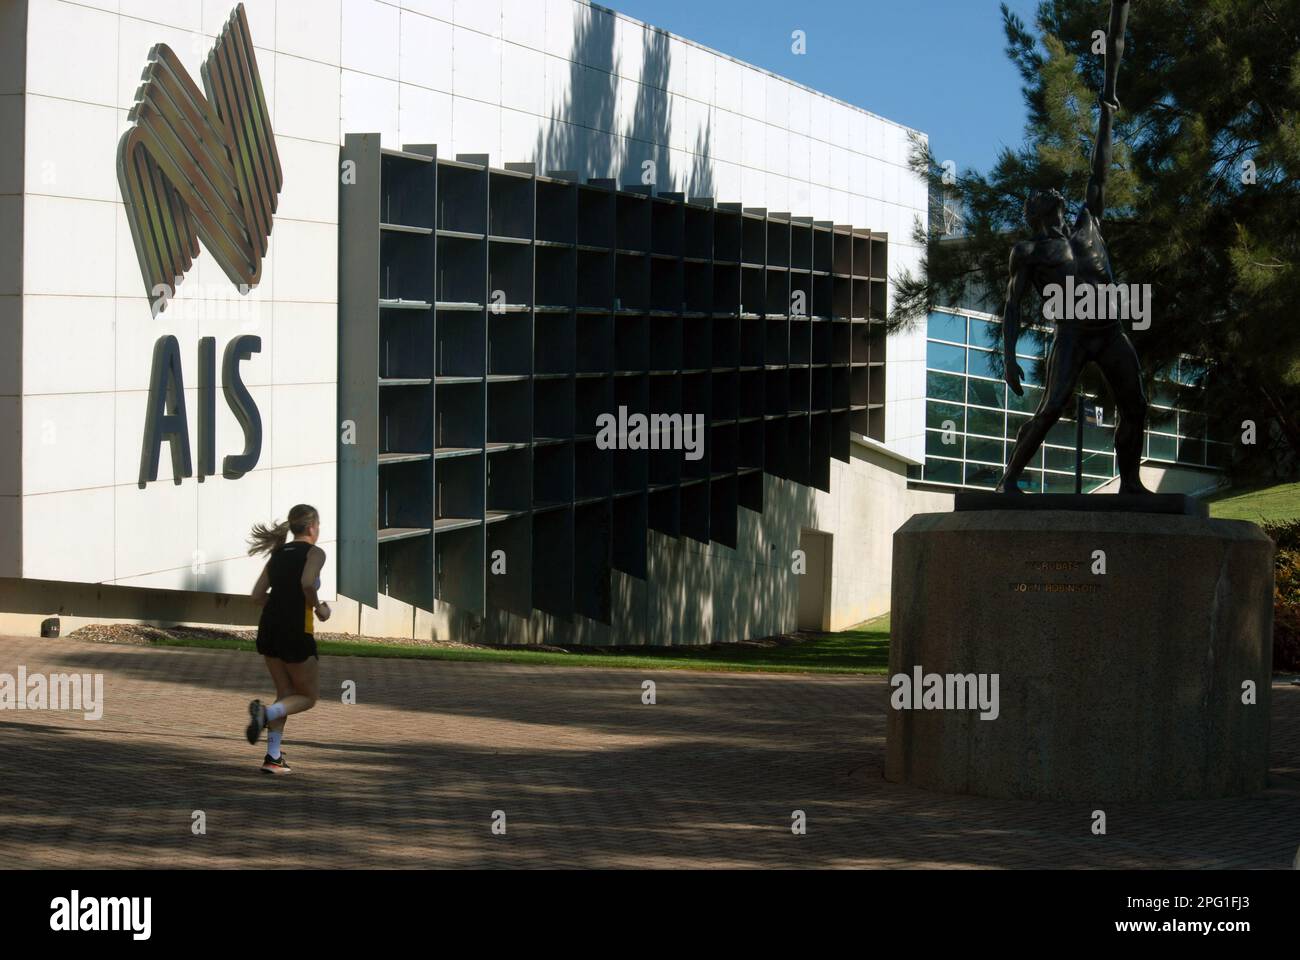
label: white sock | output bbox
[265,702,287,723]
[267,730,283,760]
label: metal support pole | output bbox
[1074,392,1085,494]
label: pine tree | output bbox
[894,0,1300,479]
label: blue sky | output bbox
[606,0,1045,175]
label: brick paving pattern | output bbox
[0,635,1296,869]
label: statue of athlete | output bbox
[997,0,1150,495]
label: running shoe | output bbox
[260,753,291,775]
[245,699,267,744]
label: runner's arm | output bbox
[301,546,327,612]
[250,564,270,606]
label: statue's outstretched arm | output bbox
[1087,0,1130,219]
[1003,246,1031,397]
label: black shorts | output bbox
[255,627,318,663]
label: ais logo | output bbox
[116,4,281,485]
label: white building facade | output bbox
[0,0,944,642]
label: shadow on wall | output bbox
[475,9,814,646]
[628,475,819,647]
[534,8,715,199]
[419,13,826,645]
[477,473,819,647]
[0,577,263,631]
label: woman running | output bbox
[243,503,330,774]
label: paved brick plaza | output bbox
[1,635,1296,869]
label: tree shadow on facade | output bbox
[533,8,714,199]
[604,474,818,646]
[520,7,841,647]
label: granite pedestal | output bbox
[883,509,1274,801]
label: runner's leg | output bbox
[265,656,293,728]
[264,656,293,760]
[275,656,320,718]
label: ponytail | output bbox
[248,504,320,557]
[247,520,291,557]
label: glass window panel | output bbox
[1205,413,1229,444]
[1148,433,1177,461]
[1179,411,1206,440]
[967,378,1005,409]
[1176,359,1207,387]
[1207,441,1231,469]
[967,437,1004,464]
[1082,451,1114,477]
[927,311,966,344]
[967,347,999,381]
[1046,418,1077,447]
[1008,384,1043,414]
[1045,446,1077,472]
[1017,328,1049,358]
[1018,357,1042,386]
[967,406,1004,438]
[969,317,1001,350]
[1176,438,1205,465]
[927,341,966,374]
[1043,471,1077,493]
[926,371,965,403]
[1147,406,1176,432]
[964,462,1001,489]
[926,429,964,459]
[1083,422,1114,451]
[1082,478,1108,493]
[926,401,964,432]
[1015,469,1043,492]
[1151,381,1178,406]
[923,457,962,484]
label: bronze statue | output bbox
[996,0,1150,495]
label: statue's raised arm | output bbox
[1086,0,1130,220]
[997,0,1150,498]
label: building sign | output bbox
[117,2,281,310]
[117,3,279,485]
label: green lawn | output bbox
[1207,481,1300,525]
[97,614,893,676]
